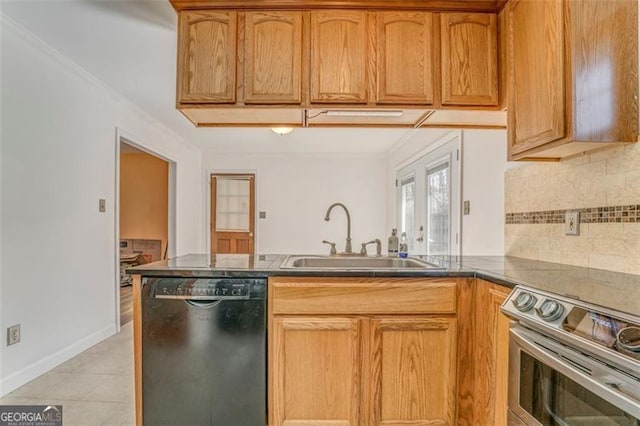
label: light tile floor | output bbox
[0,323,134,425]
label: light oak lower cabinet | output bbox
[271,316,361,425]
[370,317,457,425]
[268,277,459,426]
[473,279,511,426]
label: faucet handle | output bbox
[322,240,337,255]
[361,239,382,256]
[360,240,378,256]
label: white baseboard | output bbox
[0,324,117,397]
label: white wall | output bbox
[203,152,387,254]
[385,129,507,256]
[0,19,203,395]
[461,130,507,255]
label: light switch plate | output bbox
[565,210,580,236]
[99,199,106,213]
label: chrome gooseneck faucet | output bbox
[324,202,352,254]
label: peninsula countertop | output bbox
[128,254,640,317]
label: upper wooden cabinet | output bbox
[177,11,237,104]
[173,6,507,127]
[507,0,638,160]
[244,11,302,104]
[310,11,368,103]
[507,0,565,156]
[376,12,434,104]
[441,13,498,106]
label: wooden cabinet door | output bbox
[270,316,361,426]
[244,12,302,104]
[441,13,498,106]
[474,281,511,426]
[508,0,566,155]
[376,12,434,104]
[177,11,236,104]
[369,317,457,425]
[310,11,367,103]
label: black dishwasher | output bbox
[141,277,266,426]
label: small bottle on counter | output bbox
[387,229,399,257]
[399,232,408,258]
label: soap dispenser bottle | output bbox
[399,232,408,258]
[387,229,399,256]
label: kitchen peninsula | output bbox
[129,254,640,425]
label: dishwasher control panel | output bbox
[150,278,257,300]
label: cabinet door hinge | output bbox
[395,179,398,187]
[456,149,460,161]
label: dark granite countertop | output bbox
[129,254,640,316]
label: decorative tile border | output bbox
[506,205,640,224]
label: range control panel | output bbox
[152,278,253,300]
[502,286,640,365]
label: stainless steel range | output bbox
[502,285,640,425]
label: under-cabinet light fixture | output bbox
[271,127,294,136]
[325,110,403,117]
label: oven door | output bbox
[509,325,640,426]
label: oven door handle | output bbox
[511,327,640,419]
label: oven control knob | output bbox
[535,299,565,322]
[617,327,640,353]
[512,292,537,312]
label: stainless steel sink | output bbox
[279,255,440,270]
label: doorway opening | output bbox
[116,135,175,331]
[396,133,461,256]
[210,173,256,254]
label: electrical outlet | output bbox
[7,324,20,346]
[565,211,580,236]
[463,201,470,215]
[259,211,266,219]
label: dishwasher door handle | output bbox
[184,299,224,308]
[154,294,250,301]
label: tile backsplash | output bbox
[505,143,640,275]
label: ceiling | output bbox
[1,0,418,154]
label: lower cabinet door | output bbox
[369,317,457,426]
[270,316,361,426]
[474,281,512,426]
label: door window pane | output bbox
[400,177,415,252]
[426,161,449,256]
[216,178,251,232]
